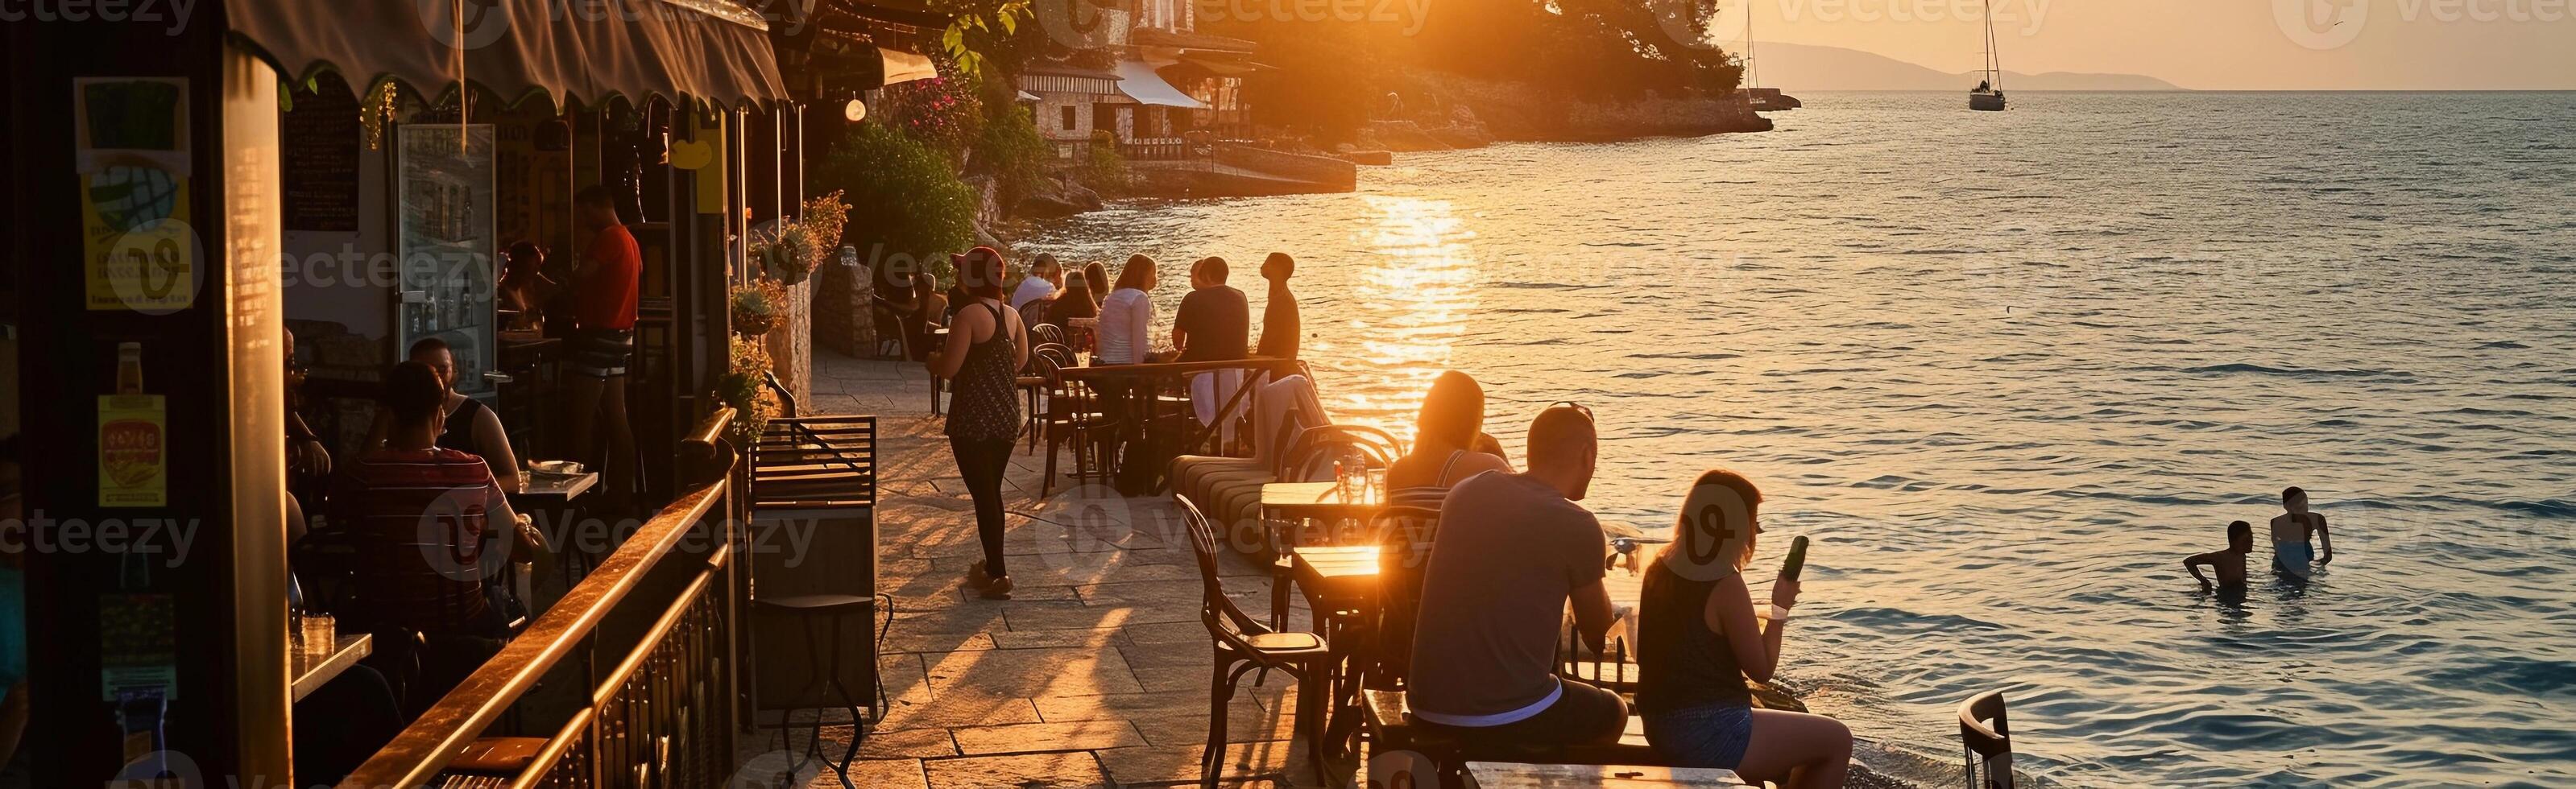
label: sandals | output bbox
[967,560,1014,600]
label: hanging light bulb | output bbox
[844,97,868,122]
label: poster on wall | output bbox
[396,124,498,398]
[283,80,362,232]
[98,394,168,507]
[74,76,197,312]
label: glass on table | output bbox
[299,613,337,655]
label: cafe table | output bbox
[1288,543,1389,763]
[291,632,375,702]
[509,470,598,509]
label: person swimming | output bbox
[2185,521,2255,589]
[2269,486,2334,578]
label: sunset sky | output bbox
[1726,0,2576,89]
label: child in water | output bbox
[2184,521,2255,589]
[2270,486,2334,578]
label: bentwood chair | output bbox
[1267,425,1405,630]
[1178,494,1336,788]
[1030,321,1066,348]
[866,296,909,360]
[1031,354,1115,498]
[1961,690,2016,788]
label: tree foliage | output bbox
[812,122,978,268]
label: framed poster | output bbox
[396,124,498,398]
[74,76,197,312]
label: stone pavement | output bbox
[735,350,1341,789]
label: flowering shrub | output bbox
[881,66,984,159]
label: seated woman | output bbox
[1384,370,1514,509]
[365,337,520,493]
[1049,270,1101,352]
[1635,470,1850,788]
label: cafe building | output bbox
[2,0,929,785]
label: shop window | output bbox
[1060,105,1077,132]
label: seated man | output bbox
[328,361,531,640]
[365,337,520,492]
[1407,404,1624,746]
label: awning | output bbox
[1175,56,1265,77]
[226,0,789,108]
[1113,61,1207,109]
[880,48,939,85]
[1129,27,1260,55]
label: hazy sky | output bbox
[1723,0,2576,89]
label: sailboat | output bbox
[1969,0,2007,110]
[1734,0,1800,111]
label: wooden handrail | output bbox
[338,479,731,789]
[1054,357,1303,379]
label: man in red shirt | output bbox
[328,361,525,638]
[562,185,640,508]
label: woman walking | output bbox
[930,246,1029,599]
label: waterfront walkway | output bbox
[744,351,1327,788]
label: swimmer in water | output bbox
[2270,486,2334,578]
[2185,520,2255,590]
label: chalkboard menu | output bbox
[281,80,360,232]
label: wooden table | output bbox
[510,470,598,506]
[1261,481,1387,523]
[292,632,374,702]
[1290,544,1389,764]
[1466,763,1746,787]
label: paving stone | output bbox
[922,752,1110,789]
[1094,742,1294,787]
[1031,691,1261,723]
[950,720,1148,754]
[921,646,1145,697]
[874,692,1042,730]
[887,630,997,655]
[1004,601,1197,632]
[856,727,961,759]
[989,626,1127,650]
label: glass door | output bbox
[394,124,498,399]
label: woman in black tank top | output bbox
[930,248,1029,599]
[1634,469,1851,786]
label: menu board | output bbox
[396,124,497,397]
[282,80,361,232]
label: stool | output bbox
[756,594,879,788]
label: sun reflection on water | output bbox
[1323,195,1480,440]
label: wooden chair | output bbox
[1030,321,1066,348]
[1960,690,2015,788]
[866,296,909,360]
[1030,354,1114,498]
[1178,495,1337,788]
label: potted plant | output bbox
[730,279,786,337]
[714,334,779,444]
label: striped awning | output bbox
[226,0,788,108]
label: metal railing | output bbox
[340,407,746,789]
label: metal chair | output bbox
[1267,425,1405,630]
[1030,321,1066,348]
[1960,690,2015,789]
[1178,495,1336,788]
[866,296,909,360]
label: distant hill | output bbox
[1749,42,2185,91]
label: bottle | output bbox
[116,342,144,394]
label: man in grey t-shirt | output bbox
[1406,404,1624,746]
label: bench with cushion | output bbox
[1362,689,1714,788]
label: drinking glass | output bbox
[300,613,337,655]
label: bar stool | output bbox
[756,593,880,788]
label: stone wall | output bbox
[814,256,876,359]
[765,276,814,407]
[1213,143,1359,191]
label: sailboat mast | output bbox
[1983,0,2002,89]
[1745,0,1759,90]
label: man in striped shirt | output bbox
[327,361,524,638]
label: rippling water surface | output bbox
[1025,92,2576,787]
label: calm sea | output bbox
[1024,92,2576,787]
